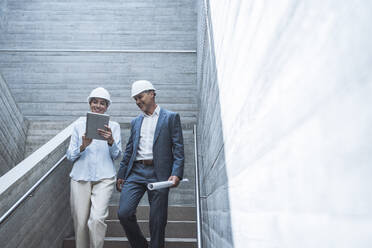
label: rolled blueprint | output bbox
[147,178,189,190]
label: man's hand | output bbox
[80,135,92,152]
[98,125,114,146]
[168,175,181,188]
[116,178,125,192]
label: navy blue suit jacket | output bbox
[117,108,184,181]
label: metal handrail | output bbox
[0,155,67,225]
[193,125,203,248]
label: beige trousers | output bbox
[70,177,115,248]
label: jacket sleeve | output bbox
[170,113,185,179]
[108,122,122,160]
[117,120,135,179]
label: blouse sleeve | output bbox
[66,124,85,162]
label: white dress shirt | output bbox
[136,105,160,160]
[67,118,122,181]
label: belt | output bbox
[135,159,154,166]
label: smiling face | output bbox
[133,90,156,115]
[89,97,108,114]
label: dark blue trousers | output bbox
[117,162,169,248]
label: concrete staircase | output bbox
[63,206,197,248]
[24,122,196,204]
[0,0,198,246]
[24,121,198,247]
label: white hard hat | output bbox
[87,87,112,106]
[131,80,156,97]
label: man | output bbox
[116,80,184,248]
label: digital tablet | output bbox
[86,112,110,140]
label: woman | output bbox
[66,87,122,248]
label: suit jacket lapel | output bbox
[134,115,144,149]
[153,108,166,145]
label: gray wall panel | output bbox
[0,74,28,176]
[0,0,196,50]
[0,158,73,248]
[196,1,234,247]
[0,52,197,123]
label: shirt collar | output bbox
[144,105,160,117]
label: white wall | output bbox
[206,0,372,247]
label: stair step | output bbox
[106,220,196,238]
[28,121,73,129]
[25,115,197,124]
[26,135,57,142]
[27,128,67,134]
[24,120,72,156]
[108,205,196,221]
[63,206,197,247]
[63,237,197,248]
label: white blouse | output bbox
[66,118,122,181]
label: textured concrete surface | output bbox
[0,74,28,176]
[198,0,372,247]
[0,138,70,218]
[0,0,196,50]
[0,148,73,248]
[0,0,197,123]
[0,52,197,123]
[25,120,73,156]
[196,1,234,247]
[64,206,196,248]
[0,120,80,247]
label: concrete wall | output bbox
[0,122,76,248]
[0,0,196,50]
[196,0,234,247]
[0,0,197,123]
[25,120,73,156]
[0,74,28,177]
[197,0,372,247]
[0,52,197,123]
[0,159,73,248]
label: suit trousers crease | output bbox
[70,177,115,248]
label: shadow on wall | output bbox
[0,74,28,177]
[197,0,234,247]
